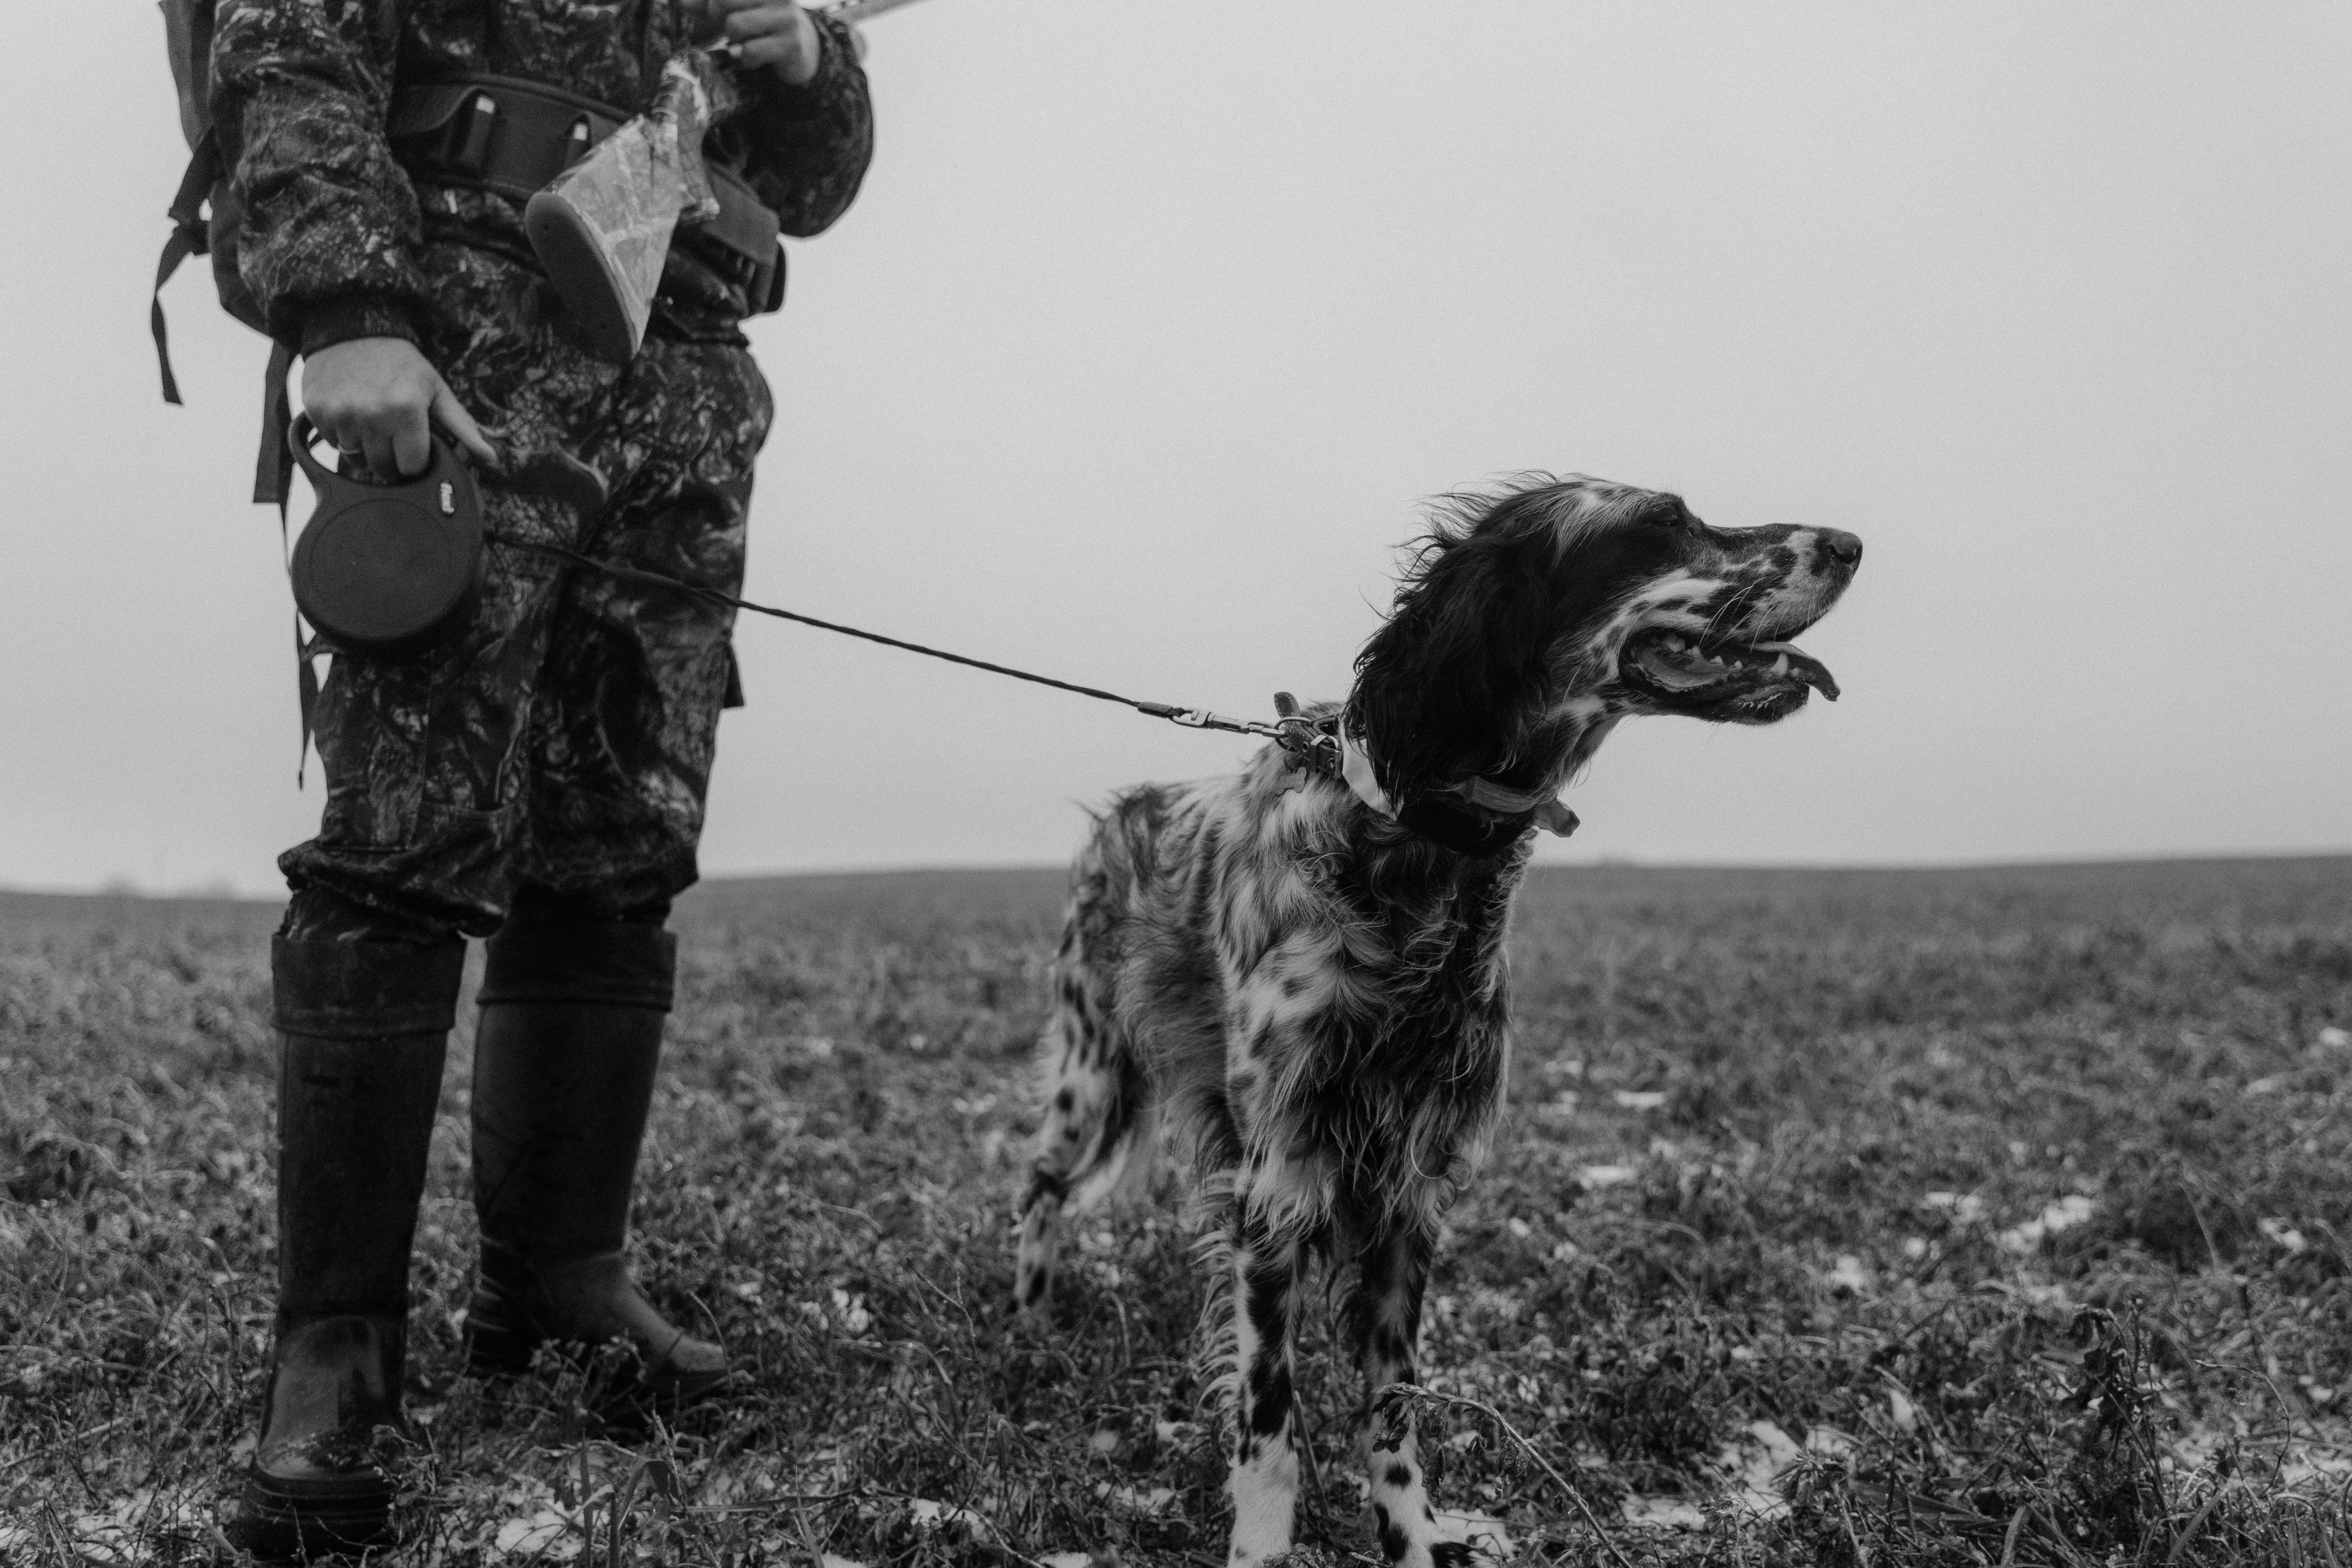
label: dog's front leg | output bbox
[1348,1224,1468,1568]
[1224,1181,1304,1566]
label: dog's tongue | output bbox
[1749,641,1841,702]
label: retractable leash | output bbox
[285,416,485,655]
[279,420,1334,767]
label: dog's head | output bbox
[1348,474,1861,808]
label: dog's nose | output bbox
[1819,530,1864,567]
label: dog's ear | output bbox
[1347,527,1561,805]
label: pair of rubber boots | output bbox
[228,918,724,1560]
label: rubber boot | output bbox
[228,937,463,1560]
[463,916,726,1408]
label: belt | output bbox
[387,74,786,316]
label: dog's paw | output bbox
[1012,1268,1053,1319]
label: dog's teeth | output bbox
[1772,653,1790,676]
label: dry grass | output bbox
[4,857,2351,1565]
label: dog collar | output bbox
[1269,699,1577,854]
[1315,727,1577,856]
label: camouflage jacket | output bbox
[212,0,874,355]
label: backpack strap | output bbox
[250,338,312,778]
[152,131,223,406]
[256,338,297,508]
[295,606,322,785]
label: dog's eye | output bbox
[1640,505,1687,530]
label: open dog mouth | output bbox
[1618,628,1840,719]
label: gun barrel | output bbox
[822,0,933,23]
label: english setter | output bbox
[1014,474,1861,1567]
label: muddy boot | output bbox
[462,916,726,1408]
[228,937,462,1560]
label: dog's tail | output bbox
[1014,825,1159,1312]
[1019,948,1154,1215]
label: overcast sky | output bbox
[2,2,2346,897]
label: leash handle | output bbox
[286,413,479,496]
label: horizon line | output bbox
[4,846,2347,905]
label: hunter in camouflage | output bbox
[208,0,873,1554]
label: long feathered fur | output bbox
[1012,474,1862,1568]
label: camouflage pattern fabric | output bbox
[207,1,874,936]
[213,0,872,354]
[280,240,772,937]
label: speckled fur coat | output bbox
[1013,475,1862,1568]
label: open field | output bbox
[5,857,2352,1565]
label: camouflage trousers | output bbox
[279,242,772,940]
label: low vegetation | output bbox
[4,857,2350,1564]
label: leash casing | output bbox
[287,416,486,658]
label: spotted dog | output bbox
[1013,474,1861,1567]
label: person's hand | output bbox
[707,0,824,86]
[302,337,496,478]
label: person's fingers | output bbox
[430,379,499,468]
[389,403,433,478]
[302,391,352,454]
[724,2,799,41]
[739,25,817,77]
[360,423,402,480]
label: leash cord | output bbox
[486,531,1289,742]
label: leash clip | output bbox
[1168,707,1263,736]
[1269,697,1343,777]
